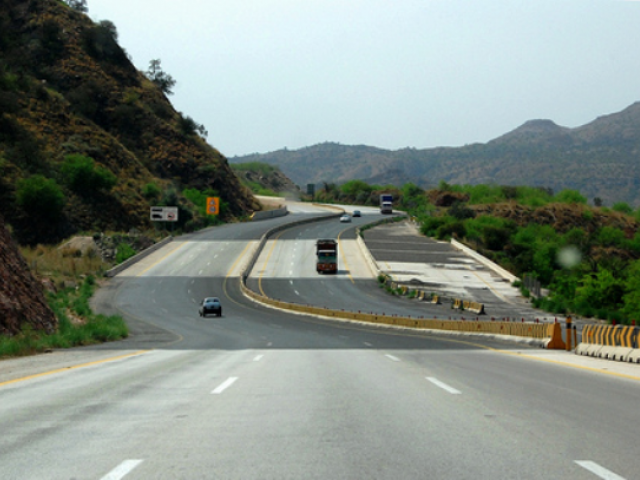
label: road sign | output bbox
[206,197,220,215]
[150,206,179,222]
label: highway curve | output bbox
[1,211,639,479]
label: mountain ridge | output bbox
[231,102,640,206]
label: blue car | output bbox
[199,297,222,317]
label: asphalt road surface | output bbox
[1,208,639,480]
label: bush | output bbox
[554,189,587,205]
[142,182,161,199]
[449,201,476,220]
[177,113,207,138]
[82,21,128,66]
[115,242,136,263]
[60,154,117,195]
[612,202,633,215]
[16,175,65,219]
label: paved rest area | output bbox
[361,221,562,322]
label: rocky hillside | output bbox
[231,162,301,198]
[231,102,640,207]
[0,213,57,336]
[0,0,259,245]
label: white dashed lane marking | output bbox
[575,461,626,480]
[426,377,461,395]
[100,459,143,480]
[212,377,238,395]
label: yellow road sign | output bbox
[206,197,219,215]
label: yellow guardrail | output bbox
[241,282,564,348]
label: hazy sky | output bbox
[87,0,640,158]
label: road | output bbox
[1,206,639,479]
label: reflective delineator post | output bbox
[565,316,573,351]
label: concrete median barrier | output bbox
[575,324,640,363]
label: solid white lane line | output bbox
[100,459,143,480]
[426,377,461,395]
[385,354,400,362]
[254,355,264,362]
[212,377,238,394]
[575,461,627,480]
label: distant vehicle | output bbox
[380,194,393,214]
[340,214,351,223]
[316,239,338,274]
[352,210,361,217]
[199,297,222,317]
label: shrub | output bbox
[16,175,65,219]
[60,154,117,195]
[142,182,161,199]
[177,113,207,138]
[612,202,633,215]
[554,189,587,205]
[115,242,136,264]
[82,21,128,66]
[449,201,476,220]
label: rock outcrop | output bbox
[0,214,57,336]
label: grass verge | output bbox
[0,275,128,359]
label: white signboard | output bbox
[150,206,179,222]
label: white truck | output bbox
[380,194,393,214]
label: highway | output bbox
[1,206,639,479]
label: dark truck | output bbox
[316,239,338,274]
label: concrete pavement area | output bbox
[361,221,558,321]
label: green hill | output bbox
[0,0,259,245]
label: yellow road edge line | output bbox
[136,241,190,277]
[225,240,255,278]
[258,232,284,297]
[247,299,640,382]
[223,241,258,308]
[494,348,640,381]
[0,350,151,388]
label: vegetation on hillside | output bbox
[0,0,258,246]
[231,162,300,197]
[314,181,640,324]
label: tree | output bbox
[178,113,207,138]
[622,260,640,321]
[574,268,624,313]
[67,0,88,13]
[146,59,176,95]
